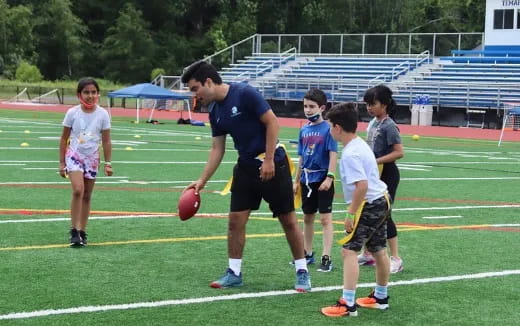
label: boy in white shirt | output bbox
[321,102,391,317]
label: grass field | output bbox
[0,109,519,325]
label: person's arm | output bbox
[58,127,71,178]
[185,135,226,194]
[101,129,113,176]
[344,180,368,233]
[375,143,404,164]
[319,150,338,191]
[259,109,279,181]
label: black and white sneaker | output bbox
[79,230,88,246]
[69,228,82,247]
[317,255,333,272]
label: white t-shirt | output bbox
[62,105,111,156]
[339,136,387,204]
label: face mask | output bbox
[77,94,99,110]
[306,112,321,123]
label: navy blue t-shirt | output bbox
[209,83,285,165]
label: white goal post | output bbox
[30,89,60,104]
[498,102,520,146]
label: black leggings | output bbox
[381,162,400,239]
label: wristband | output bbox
[346,212,355,219]
[104,162,112,166]
[326,172,335,179]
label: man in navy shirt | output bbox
[181,61,311,292]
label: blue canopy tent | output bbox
[108,83,192,123]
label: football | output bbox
[177,188,201,221]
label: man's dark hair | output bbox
[77,77,99,94]
[303,88,327,107]
[363,84,397,119]
[181,61,222,85]
[326,102,358,133]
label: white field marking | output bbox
[422,215,463,219]
[397,166,431,171]
[405,161,520,165]
[402,177,520,181]
[0,163,26,166]
[24,167,58,170]
[0,147,213,152]
[0,179,228,185]
[390,204,520,211]
[112,140,148,145]
[2,158,520,166]
[0,181,129,185]
[0,270,519,320]
[0,119,58,127]
[0,214,173,224]
[0,160,239,165]
[398,163,433,168]
[329,203,520,211]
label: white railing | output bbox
[415,50,431,67]
[391,62,411,81]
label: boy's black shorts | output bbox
[230,158,294,217]
[300,180,334,214]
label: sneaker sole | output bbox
[356,301,389,310]
[321,309,358,317]
[210,282,243,289]
[317,267,333,272]
[295,287,311,293]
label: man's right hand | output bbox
[184,180,205,195]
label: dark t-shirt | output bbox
[209,83,285,165]
[366,117,402,159]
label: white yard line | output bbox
[422,215,463,219]
[1,210,519,225]
[0,270,518,320]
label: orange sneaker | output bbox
[321,298,358,317]
[356,290,389,310]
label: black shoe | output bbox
[69,228,82,247]
[79,230,88,246]
[317,255,333,272]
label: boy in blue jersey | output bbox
[321,102,391,318]
[293,89,337,272]
[181,61,311,292]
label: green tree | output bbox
[15,60,43,82]
[101,3,155,83]
[33,0,87,80]
[0,1,35,78]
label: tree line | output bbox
[0,0,485,84]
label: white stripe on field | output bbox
[0,214,173,224]
[391,204,520,211]
[422,215,463,219]
[0,179,228,185]
[0,270,518,320]
[398,167,431,171]
[402,177,520,181]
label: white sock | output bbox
[229,258,242,275]
[294,258,308,272]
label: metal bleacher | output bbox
[221,51,431,103]
[215,42,520,128]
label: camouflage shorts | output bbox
[342,196,390,253]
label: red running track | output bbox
[1,102,519,142]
